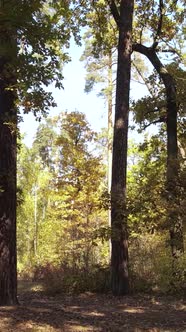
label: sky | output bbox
[19,39,149,147]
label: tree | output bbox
[132,0,185,258]
[0,2,18,304]
[33,118,57,171]
[17,143,51,269]
[106,0,134,295]
[54,111,107,269]
[132,62,186,258]
[81,39,115,193]
[0,0,76,305]
[17,111,108,274]
[81,32,116,260]
[83,0,134,294]
[127,136,167,234]
[82,0,185,292]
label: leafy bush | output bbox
[33,263,110,295]
[129,233,186,294]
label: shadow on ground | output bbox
[0,282,185,332]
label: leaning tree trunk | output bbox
[133,44,184,257]
[110,0,134,296]
[0,27,18,305]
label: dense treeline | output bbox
[18,112,108,276]
[17,110,186,294]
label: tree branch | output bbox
[156,47,182,59]
[132,43,165,76]
[141,117,166,130]
[153,0,164,47]
[132,61,155,97]
[132,43,176,97]
[106,0,120,27]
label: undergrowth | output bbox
[18,235,186,296]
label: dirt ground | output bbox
[0,281,185,332]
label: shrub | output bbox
[38,263,110,295]
[129,233,186,294]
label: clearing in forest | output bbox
[0,281,185,332]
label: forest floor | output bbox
[0,281,185,332]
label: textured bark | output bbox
[133,44,184,256]
[107,52,113,195]
[0,28,18,305]
[107,52,113,260]
[110,0,134,295]
[0,88,18,305]
[0,121,17,305]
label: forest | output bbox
[0,0,185,331]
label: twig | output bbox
[132,61,155,97]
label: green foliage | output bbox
[17,111,109,277]
[129,234,186,294]
[134,0,185,49]
[32,118,57,170]
[0,0,86,117]
[132,64,186,132]
[83,1,117,57]
[17,142,52,267]
[127,136,167,234]
[17,110,185,294]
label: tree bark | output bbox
[133,43,184,257]
[0,89,18,305]
[110,0,134,295]
[107,51,113,195]
[0,25,18,305]
[107,51,113,260]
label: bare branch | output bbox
[131,78,146,85]
[156,47,182,59]
[132,61,155,97]
[159,49,177,53]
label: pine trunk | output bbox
[0,26,18,305]
[111,0,134,296]
[107,51,113,194]
[0,94,18,305]
[108,52,113,260]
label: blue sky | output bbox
[19,40,149,147]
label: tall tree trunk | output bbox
[0,79,18,306]
[0,22,18,305]
[107,52,113,195]
[133,44,184,257]
[110,0,134,296]
[34,185,38,257]
[166,78,183,257]
[107,51,113,260]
